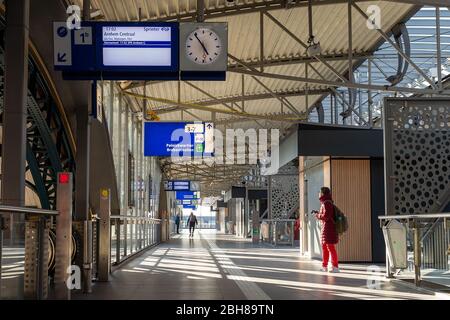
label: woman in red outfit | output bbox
[315,187,339,273]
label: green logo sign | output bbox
[195,143,204,153]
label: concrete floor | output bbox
[73,230,445,300]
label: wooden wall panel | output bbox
[323,156,331,189]
[299,157,307,254]
[331,159,372,262]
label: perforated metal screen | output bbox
[383,98,450,215]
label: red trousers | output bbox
[322,243,338,268]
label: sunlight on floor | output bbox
[108,230,447,300]
[226,274,441,300]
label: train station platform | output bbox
[2,0,450,306]
[73,230,444,300]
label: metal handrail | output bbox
[261,219,296,222]
[378,213,450,220]
[421,217,444,242]
[379,212,449,286]
[260,208,269,219]
[110,214,162,266]
[0,204,58,216]
[110,215,161,222]
[0,204,57,300]
[261,219,295,246]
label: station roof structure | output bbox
[69,0,449,196]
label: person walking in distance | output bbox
[175,213,181,234]
[314,187,339,273]
[187,212,198,237]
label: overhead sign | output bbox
[164,180,200,191]
[53,21,227,81]
[143,122,214,157]
[102,26,171,67]
[164,180,190,191]
[54,21,179,80]
[53,22,72,66]
[176,191,200,200]
[176,199,199,206]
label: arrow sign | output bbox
[204,122,214,153]
[53,22,72,66]
[57,53,67,62]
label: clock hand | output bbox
[194,33,209,55]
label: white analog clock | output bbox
[185,27,222,65]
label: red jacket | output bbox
[294,218,300,240]
[317,194,338,245]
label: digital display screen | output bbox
[102,26,172,66]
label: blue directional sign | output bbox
[176,191,200,200]
[176,199,199,206]
[164,180,190,191]
[143,122,214,157]
[175,190,200,208]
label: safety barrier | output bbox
[0,205,58,300]
[260,219,295,246]
[110,215,161,265]
[379,213,450,287]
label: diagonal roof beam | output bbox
[139,0,449,23]
[122,52,373,90]
[229,68,448,95]
[308,63,369,126]
[185,81,236,112]
[122,90,306,121]
[263,10,348,83]
[352,2,438,91]
[228,54,305,117]
[154,88,330,115]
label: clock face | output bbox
[186,28,222,65]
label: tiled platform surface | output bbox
[73,230,447,300]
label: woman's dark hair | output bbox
[320,187,331,195]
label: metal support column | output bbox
[75,0,93,294]
[108,81,114,141]
[55,173,73,300]
[244,187,249,238]
[305,63,309,119]
[0,0,30,300]
[252,201,260,244]
[268,177,272,220]
[197,0,205,22]
[118,93,123,206]
[413,222,421,286]
[260,11,264,72]
[330,93,334,124]
[436,7,443,90]
[368,58,373,127]
[348,1,353,83]
[115,218,120,264]
[98,189,111,281]
[122,103,128,253]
